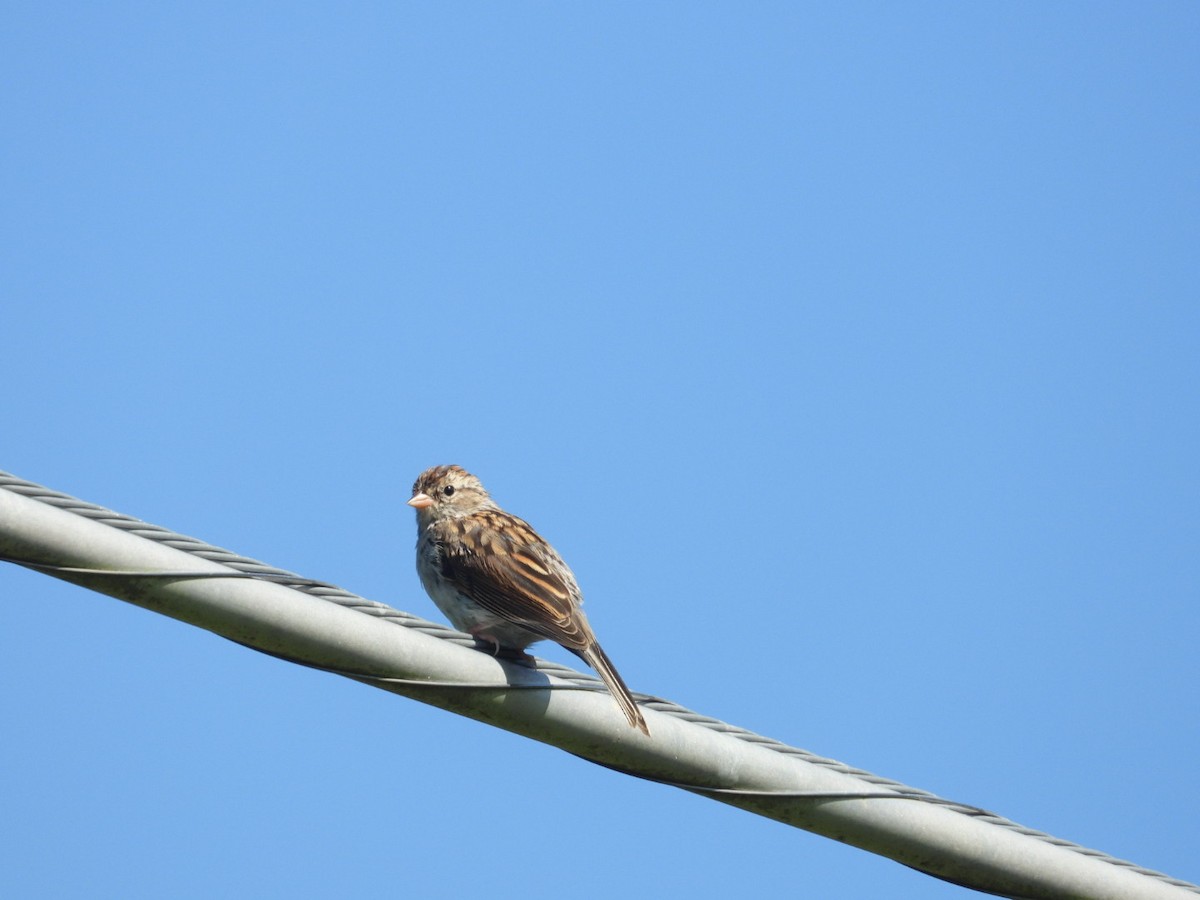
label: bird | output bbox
[407,464,649,735]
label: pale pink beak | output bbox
[407,492,434,509]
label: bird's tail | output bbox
[579,643,650,736]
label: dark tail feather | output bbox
[579,643,650,736]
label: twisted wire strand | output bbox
[1,471,1195,895]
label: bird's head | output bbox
[408,465,494,518]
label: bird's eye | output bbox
[442,485,455,496]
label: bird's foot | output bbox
[469,634,534,665]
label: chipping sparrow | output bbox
[408,465,649,735]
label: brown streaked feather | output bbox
[433,510,594,651]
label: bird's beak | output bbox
[407,492,434,509]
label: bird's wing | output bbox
[434,510,592,650]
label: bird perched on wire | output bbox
[408,465,649,735]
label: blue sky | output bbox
[2,4,1197,897]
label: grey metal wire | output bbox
[1,470,1195,896]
